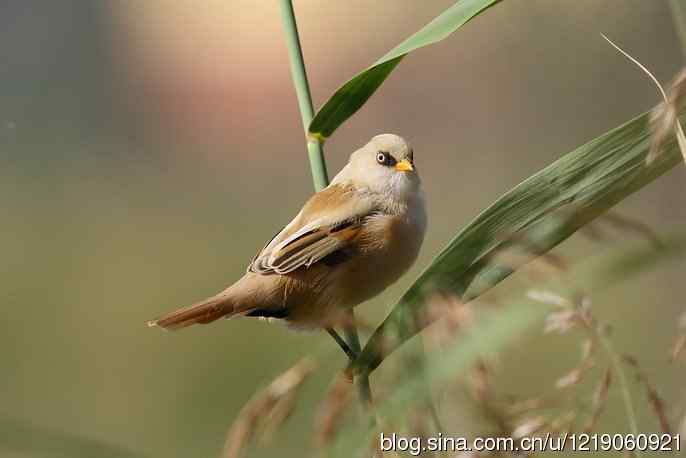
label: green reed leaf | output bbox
[354,108,684,375]
[308,0,502,140]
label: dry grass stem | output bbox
[601,34,686,164]
[672,311,686,362]
[671,334,686,362]
[649,67,686,164]
[556,339,596,389]
[469,360,492,402]
[511,416,547,440]
[313,373,354,449]
[223,358,317,458]
[622,355,672,434]
[583,367,612,432]
[506,398,553,416]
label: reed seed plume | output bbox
[422,293,474,349]
[469,360,492,403]
[556,339,595,389]
[583,366,612,432]
[223,358,316,458]
[650,67,686,164]
[672,334,686,362]
[622,355,672,434]
[672,310,686,362]
[313,373,354,449]
[511,416,546,441]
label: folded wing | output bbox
[248,184,375,275]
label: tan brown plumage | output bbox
[148,294,235,330]
[147,134,427,331]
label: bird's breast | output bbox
[268,196,426,329]
[337,202,427,306]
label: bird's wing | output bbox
[248,184,375,274]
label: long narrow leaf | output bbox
[308,0,502,140]
[333,233,686,457]
[354,108,684,375]
[332,302,542,458]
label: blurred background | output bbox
[2,0,685,457]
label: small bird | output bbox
[148,134,427,344]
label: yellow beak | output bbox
[395,159,414,172]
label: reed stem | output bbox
[669,0,686,60]
[278,0,371,406]
[278,0,329,189]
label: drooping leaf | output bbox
[354,108,684,375]
[308,0,502,140]
[333,233,686,457]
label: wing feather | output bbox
[247,184,374,274]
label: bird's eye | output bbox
[376,152,387,164]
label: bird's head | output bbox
[339,134,420,201]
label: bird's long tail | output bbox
[147,293,237,330]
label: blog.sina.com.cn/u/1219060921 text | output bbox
[379,432,681,455]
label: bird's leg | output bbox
[326,327,358,361]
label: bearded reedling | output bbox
[148,134,427,358]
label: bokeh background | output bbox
[2,1,686,457]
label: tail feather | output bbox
[147,294,236,330]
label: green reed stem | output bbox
[279,0,329,189]
[669,0,686,60]
[278,0,370,406]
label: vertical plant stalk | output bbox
[278,0,372,406]
[278,0,329,189]
[597,334,641,458]
[669,0,686,59]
